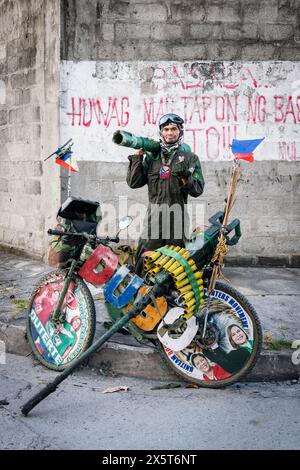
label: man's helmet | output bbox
[159,113,184,130]
[159,114,184,152]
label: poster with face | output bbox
[161,289,255,382]
[29,275,89,367]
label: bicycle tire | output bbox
[26,270,96,371]
[156,281,262,388]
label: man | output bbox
[126,113,205,273]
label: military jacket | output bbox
[126,147,205,206]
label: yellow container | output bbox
[168,261,181,273]
[176,278,190,288]
[175,271,188,282]
[177,285,192,294]
[193,271,202,280]
[184,306,195,315]
[184,298,196,309]
[144,261,153,269]
[156,255,170,266]
[188,263,197,271]
[153,254,164,265]
[163,259,177,270]
[150,267,161,275]
[182,291,194,301]
[172,266,185,277]
[145,251,161,261]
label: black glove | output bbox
[172,161,191,179]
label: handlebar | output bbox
[47,229,119,245]
[206,211,241,246]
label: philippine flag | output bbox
[231,138,265,163]
[55,150,79,172]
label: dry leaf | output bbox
[185,383,199,389]
[102,386,129,394]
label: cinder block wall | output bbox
[61,0,300,61]
[1,0,299,264]
[60,0,300,266]
[0,0,61,258]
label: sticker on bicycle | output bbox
[159,291,255,383]
[28,275,90,366]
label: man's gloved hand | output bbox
[135,148,145,157]
[172,161,191,179]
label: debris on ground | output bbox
[0,399,10,406]
[102,386,129,394]
[151,383,182,390]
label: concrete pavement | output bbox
[0,250,299,382]
[1,353,300,449]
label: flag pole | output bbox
[67,165,72,197]
[208,158,240,293]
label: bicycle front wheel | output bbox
[26,270,96,371]
[156,281,262,388]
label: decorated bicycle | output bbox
[22,135,264,416]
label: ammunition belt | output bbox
[144,246,205,316]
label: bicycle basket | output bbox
[48,196,101,268]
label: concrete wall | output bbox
[60,0,300,266]
[60,0,300,61]
[1,0,299,265]
[0,0,61,258]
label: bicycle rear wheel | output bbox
[26,270,96,371]
[156,281,262,388]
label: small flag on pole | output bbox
[55,150,79,172]
[231,137,265,163]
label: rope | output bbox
[208,160,240,293]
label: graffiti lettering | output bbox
[247,95,267,124]
[66,96,130,128]
[274,95,300,124]
[186,125,238,157]
[61,61,300,162]
[143,97,175,125]
[278,141,299,161]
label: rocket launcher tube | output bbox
[113,131,161,153]
[113,131,192,154]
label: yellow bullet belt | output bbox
[144,245,205,317]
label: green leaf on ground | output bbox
[263,332,292,350]
[10,298,29,318]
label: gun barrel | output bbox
[113,130,160,153]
